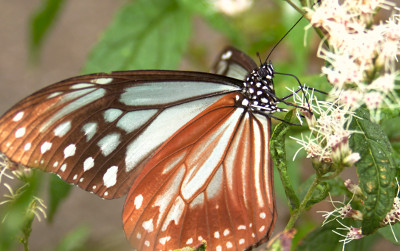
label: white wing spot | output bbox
[53,161,58,168]
[260,212,266,219]
[144,240,150,247]
[63,144,76,158]
[161,197,185,231]
[159,236,171,245]
[13,112,24,122]
[83,157,94,171]
[97,133,121,156]
[47,91,63,99]
[40,159,44,165]
[226,241,233,248]
[238,225,246,230]
[134,194,143,209]
[82,122,97,142]
[223,229,230,236]
[142,218,154,233]
[116,109,157,134]
[239,239,245,245]
[186,238,193,244]
[54,121,71,137]
[60,164,67,172]
[70,83,94,89]
[79,177,84,182]
[216,245,222,251]
[42,89,105,133]
[104,191,109,196]
[73,174,78,180]
[214,231,220,239]
[103,108,122,123]
[41,142,52,154]
[136,233,141,239]
[252,233,255,238]
[15,127,26,138]
[221,50,232,60]
[103,165,118,188]
[91,77,113,84]
[92,185,97,190]
[198,236,203,241]
[24,143,31,151]
[259,225,265,232]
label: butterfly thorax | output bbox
[237,62,280,114]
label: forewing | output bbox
[123,93,276,250]
[0,71,242,199]
[211,46,257,80]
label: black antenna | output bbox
[256,52,263,65]
[264,16,304,63]
[265,0,323,63]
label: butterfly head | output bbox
[239,61,280,114]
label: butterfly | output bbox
[0,46,297,250]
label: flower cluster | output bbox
[318,192,363,227]
[290,90,360,168]
[319,180,365,250]
[305,0,400,122]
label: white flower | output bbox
[333,220,364,251]
[305,0,351,29]
[290,90,359,165]
[318,193,363,226]
[211,0,253,15]
[364,92,384,110]
[368,73,396,94]
[337,89,363,108]
[306,0,400,122]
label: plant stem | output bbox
[285,176,320,230]
[283,0,305,15]
[20,216,33,251]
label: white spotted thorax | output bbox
[237,62,282,114]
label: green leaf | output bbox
[349,108,397,235]
[55,225,90,251]
[270,110,300,211]
[378,107,400,122]
[29,0,65,60]
[47,174,72,222]
[83,0,192,73]
[378,223,400,245]
[322,177,350,197]
[297,221,343,251]
[177,0,243,46]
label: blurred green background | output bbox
[0,0,398,250]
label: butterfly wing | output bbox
[211,46,258,80]
[122,93,276,250]
[0,47,277,250]
[0,71,242,199]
